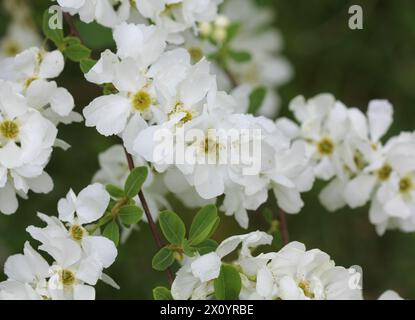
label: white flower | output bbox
[267,242,363,300]
[28,184,117,269]
[378,290,403,300]
[5,47,79,123]
[0,242,49,300]
[57,0,130,28]
[0,80,57,214]
[287,94,350,181]
[83,23,169,137]
[171,231,271,300]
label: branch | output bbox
[63,13,80,38]
[123,148,174,286]
[278,209,289,245]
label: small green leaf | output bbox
[182,239,197,257]
[80,58,97,73]
[159,211,186,245]
[62,36,81,46]
[63,43,91,62]
[152,247,175,271]
[248,86,267,115]
[228,50,252,63]
[225,22,241,44]
[119,205,143,225]
[103,83,118,95]
[106,184,125,199]
[207,217,220,239]
[214,264,242,300]
[153,287,173,300]
[124,167,148,198]
[194,239,218,255]
[189,205,218,245]
[42,11,64,46]
[103,221,120,246]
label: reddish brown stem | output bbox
[123,148,174,286]
[279,209,289,245]
[63,13,80,38]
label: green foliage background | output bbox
[1,0,414,299]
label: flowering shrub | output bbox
[0,0,410,300]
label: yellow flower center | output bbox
[60,269,76,286]
[69,225,86,241]
[24,76,37,88]
[399,177,413,194]
[3,40,21,56]
[377,164,392,181]
[188,47,203,63]
[317,138,335,156]
[0,120,19,140]
[132,90,152,112]
[299,280,315,299]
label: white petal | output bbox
[85,50,118,84]
[344,174,377,208]
[75,183,110,224]
[368,100,393,142]
[319,178,346,212]
[191,252,221,282]
[73,284,95,300]
[49,87,75,116]
[83,94,131,136]
[0,182,18,215]
[39,50,64,79]
[256,267,273,298]
[82,236,117,268]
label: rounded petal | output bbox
[83,94,131,136]
[75,183,110,224]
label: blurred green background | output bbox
[1,0,415,299]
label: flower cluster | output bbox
[57,0,222,39]
[171,231,363,300]
[0,184,118,300]
[279,93,415,235]
[83,20,312,228]
[0,45,80,214]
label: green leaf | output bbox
[189,205,218,245]
[207,217,220,239]
[103,83,118,95]
[182,239,197,257]
[225,22,241,44]
[63,43,91,62]
[248,86,267,115]
[80,58,97,73]
[119,205,143,225]
[62,36,81,46]
[228,50,252,63]
[152,247,175,271]
[124,166,148,198]
[153,287,173,300]
[194,239,218,255]
[159,211,186,245]
[42,11,64,46]
[105,184,125,199]
[103,221,120,246]
[214,264,242,300]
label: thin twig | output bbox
[123,148,174,286]
[63,13,80,38]
[278,209,289,245]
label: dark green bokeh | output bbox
[1,0,414,299]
